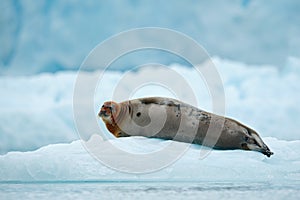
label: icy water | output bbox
[1,181,300,200]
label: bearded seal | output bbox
[98,97,273,157]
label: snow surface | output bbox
[0,136,300,182]
[1,0,300,75]
[0,57,299,155]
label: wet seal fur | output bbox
[99,97,273,157]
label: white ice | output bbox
[1,135,300,182]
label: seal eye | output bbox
[136,112,141,117]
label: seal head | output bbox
[98,101,130,137]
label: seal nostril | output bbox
[99,110,108,117]
[136,112,141,117]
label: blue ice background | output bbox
[1,0,300,75]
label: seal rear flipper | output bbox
[241,142,274,157]
[262,149,274,157]
[241,127,274,157]
[259,143,274,157]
